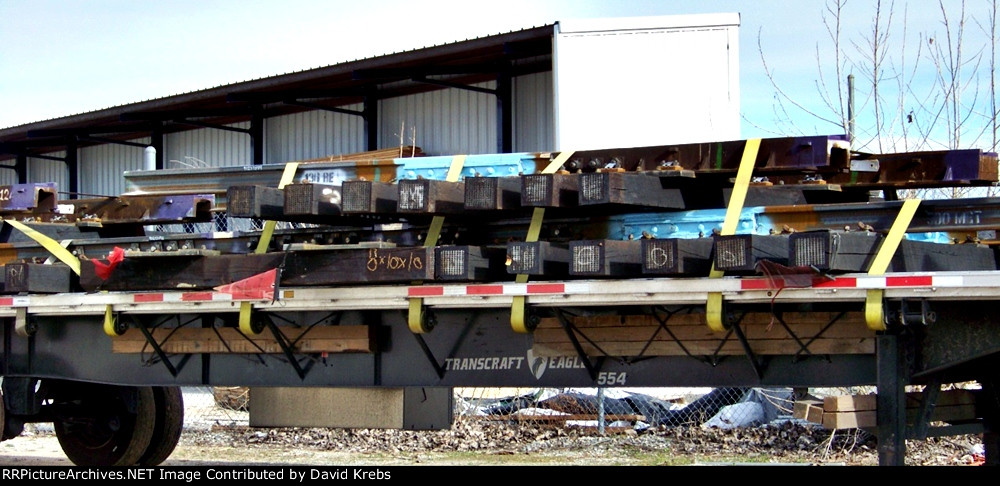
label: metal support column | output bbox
[250,106,264,166]
[15,154,27,184]
[65,140,78,199]
[496,68,512,153]
[364,93,379,152]
[876,333,907,466]
[151,123,164,170]
[982,377,999,466]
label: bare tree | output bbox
[756,0,994,156]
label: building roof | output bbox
[0,24,555,162]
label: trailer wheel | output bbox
[53,386,156,466]
[137,387,184,466]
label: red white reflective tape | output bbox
[408,282,587,298]
[740,275,964,290]
[0,297,29,307]
[132,292,241,303]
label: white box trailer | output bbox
[554,13,741,150]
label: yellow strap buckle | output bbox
[509,151,575,333]
[408,155,467,334]
[706,138,761,332]
[864,198,921,331]
[239,161,300,335]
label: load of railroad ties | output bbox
[1,134,998,332]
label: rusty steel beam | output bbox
[69,194,215,225]
[758,197,1000,235]
[0,183,59,219]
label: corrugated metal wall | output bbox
[164,122,250,169]
[0,165,17,185]
[513,71,554,152]
[80,137,150,197]
[265,105,365,164]
[379,81,497,156]
[17,75,554,194]
[27,152,68,192]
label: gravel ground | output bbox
[0,387,987,467]
[172,419,985,466]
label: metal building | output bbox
[0,14,740,199]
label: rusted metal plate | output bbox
[69,194,215,225]
[0,183,58,214]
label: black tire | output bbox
[137,387,184,466]
[54,386,156,466]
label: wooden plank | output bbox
[824,394,877,412]
[824,389,978,412]
[793,400,824,424]
[281,247,434,285]
[111,325,373,354]
[537,312,868,329]
[296,146,425,163]
[464,176,523,210]
[80,253,285,292]
[86,247,435,290]
[823,404,979,430]
[531,338,875,357]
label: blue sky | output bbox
[1,0,995,151]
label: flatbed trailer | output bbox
[1,270,998,466]
[1,137,999,467]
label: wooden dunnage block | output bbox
[521,173,579,208]
[341,180,398,214]
[464,176,522,211]
[641,238,714,276]
[578,171,686,210]
[4,262,73,293]
[227,185,285,219]
[568,240,642,277]
[505,241,569,277]
[713,234,789,275]
[397,179,465,214]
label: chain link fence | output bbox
[178,386,805,435]
[453,387,798,432]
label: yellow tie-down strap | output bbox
[408,155,467,334]
[510,150,575,334]
[4,220,80,274]
[2,220,96,334]
[239,161,300,336]
[865,198,921,331]
[706,138,761,332]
